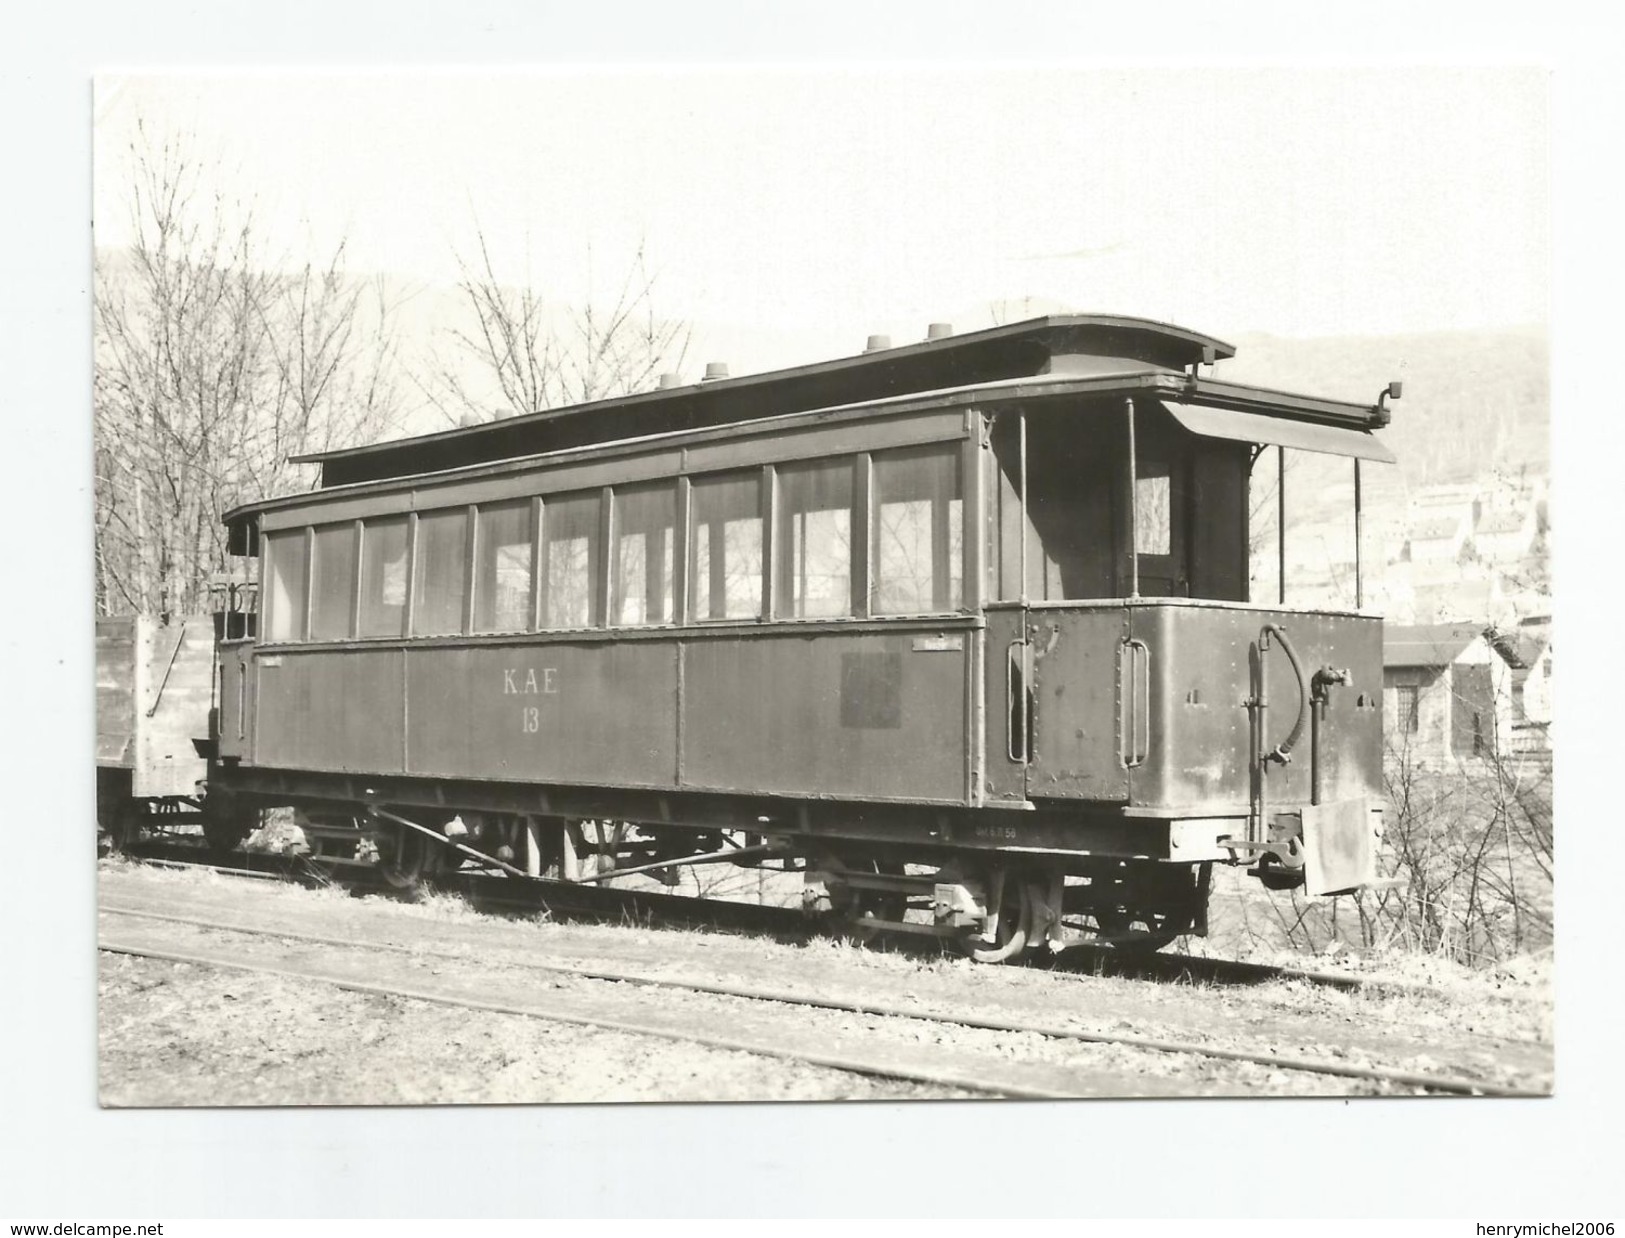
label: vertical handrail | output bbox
[1017,411,1028,606]
[1125,397,1140,599]
[1124,640,1150,766]
[1277,445,1287,606]
[1121,639,1150,767]
[1354,457,1364,609]
[1134,640,1151,764]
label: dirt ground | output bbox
[96,859,1553,1107]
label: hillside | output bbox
[1220,326,1549,492]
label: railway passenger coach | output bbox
[206,315,1399,961]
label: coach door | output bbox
[983,602,1031,803]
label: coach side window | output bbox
[690,471,764,620]
[612,482,676,625]
[359,516,409,638]
[412,508,469,636]
[473,499,534,633]
[542,491,601,628]
[872,444,963,614]
[263,529,309,642]
[776,458,854,619]
[309,523,358,641]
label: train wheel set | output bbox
[130,798,1215,965]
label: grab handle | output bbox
[1120,638,1150,767]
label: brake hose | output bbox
[1261,623,1309,764]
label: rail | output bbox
[98,901,1544,1099]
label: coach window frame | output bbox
[249,411,982,644]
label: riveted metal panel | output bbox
[682,629,968,803]
[403,643,677,788]
[1025,606,1132,802]
[1129,604,1383,812]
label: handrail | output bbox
[1120,639,1150,767]
[1260,624,1309,765]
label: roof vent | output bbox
[702,362,730,382]
[657,373,683,390]
[864,334,892,353]
[926,322,954,341]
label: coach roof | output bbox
[296,314,1237,488]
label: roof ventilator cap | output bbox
[657,373,683,390]
[926,322,954,340]
[864,334,892,353]
[702,362,730,382]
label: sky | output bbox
[93,67,1548,375]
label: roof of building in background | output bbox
[1411,483,1479,507]
[1410,516,1466,542]
[1383,622,1489,667]
[1413,574,1507,622]
[1475,509,1534,536]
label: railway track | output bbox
[117,844,1439,999]
[97,901,1541,1099]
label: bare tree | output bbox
[1229,674,1553,967]
[94,122,403,617]
[424,224,691,425]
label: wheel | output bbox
[1079,861,1206,952]
[201,796,252,860]
[1092,904,1191,952]
[578,819,629,879]
[828,857,908,945]
[379,822,428,890]
[953,871,1032,964]
[98,800,142,854]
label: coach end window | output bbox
[776,458,854,619]
[872,443,963,615]
[987,404,1246,603]
[359,516,409,638]
[263,529,309,642]
[690,471,764,621]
